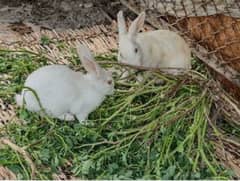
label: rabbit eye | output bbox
[134,48,138,53]
[107,80,112,85]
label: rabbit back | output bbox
[138,30,191,72]
[22,65,83,117]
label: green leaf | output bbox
[82,160,93,175]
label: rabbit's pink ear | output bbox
[76,42,94,61]
[82,57,101,76]
[76,42,101,76]
[128,11,145,37]
[117,10,127,35]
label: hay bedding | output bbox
[0,166,17,179]
[0,15,240,179]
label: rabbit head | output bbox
[76,43,114,95]
[117,10,146,66]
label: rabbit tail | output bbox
[15,93,23,106]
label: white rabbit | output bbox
[15,43,114,122]
[117,11,191,75]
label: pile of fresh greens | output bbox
[0,49,234,179]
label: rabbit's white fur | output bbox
[16,43,114,122]
[117,11,191,75]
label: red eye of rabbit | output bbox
[134,48,138,53]
[107,80,112,85]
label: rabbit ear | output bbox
[76,43,101,76]
[128,11,145,37]
[117,10,127,35]
[76,42,94,61]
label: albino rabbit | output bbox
[16,43,114,122]
[117,11,191,75]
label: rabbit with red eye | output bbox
[117,11,191,75]
[15,43,114,123]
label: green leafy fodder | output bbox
[0,50,233,179]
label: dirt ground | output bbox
[0,0,122,29]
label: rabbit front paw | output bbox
[58,113,75,121]
[76,113,88,124]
